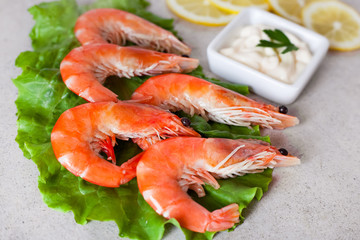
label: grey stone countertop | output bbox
[1,0,359,239]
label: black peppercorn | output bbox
[181,54,190,58]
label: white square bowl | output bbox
[207,8,329,105]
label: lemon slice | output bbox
[267,0,330,23]
[209,0,269,14]
[166,0,236,26]
[302,1,360,51]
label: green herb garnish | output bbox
[257,29,299,54]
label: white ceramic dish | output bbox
[207,8,329,105]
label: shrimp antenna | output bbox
[213,145,245,170]
[164,126,178,136]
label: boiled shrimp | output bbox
[137,137,300,233]
[131,73,299,129]
[51,102,200,188]
[60,44,198,103]
[75,8,191,55]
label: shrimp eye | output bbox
[278,148,288,156]
[181,54,190,58]
[181,117,191,127]
[279,105,288,114]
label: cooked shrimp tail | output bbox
[115,152,144,184]
[51,102,199,187]
[60,45,198,103]
[208,204,240,232]
[131,73,299,129]
[137,137,300,232]
[75,8,191,55]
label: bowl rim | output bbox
[207,7,329,96]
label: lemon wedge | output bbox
[208,0,269,14]
[166,0,236,26]
[267,0,329,23]
[302,1,360,51]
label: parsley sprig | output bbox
[257,29,299,54]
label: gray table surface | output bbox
[1,0,359,239]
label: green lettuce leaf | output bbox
[13,0,273,239]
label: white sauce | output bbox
[220,25,312,84]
